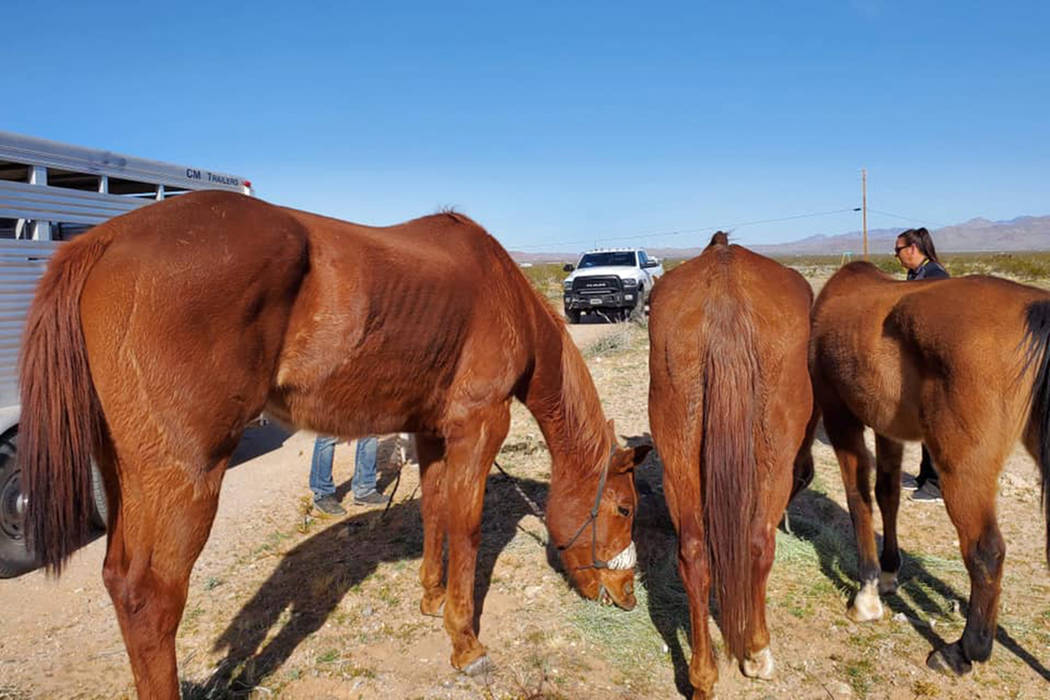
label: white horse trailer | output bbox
[0,131,252,576]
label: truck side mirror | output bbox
[563,264,575,272]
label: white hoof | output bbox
[878,570,898,595]
[848,580,884,622]
[742,646,775,680]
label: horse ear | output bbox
[612,444,652,474]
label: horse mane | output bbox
[432,206,477,227]
[556,326,609,475]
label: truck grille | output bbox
[572,276,622,295]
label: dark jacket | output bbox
[907,259,949,281]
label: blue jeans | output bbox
[309,435,379,501]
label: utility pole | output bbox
[862,168,868,260]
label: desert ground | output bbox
[1,275,1049,699]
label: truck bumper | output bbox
[563,292,637,310]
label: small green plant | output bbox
[583,324,633,358]
[316,648,340,664]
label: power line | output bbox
[510,207,859,251]
[867,208,946,229]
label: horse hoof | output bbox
[927,642,972,676]
[742,647,775,680]
[420,589,446,617]
[420,598,445,618]
[848,581,883,622]
[878,571,899,595]
[461,654,492,677]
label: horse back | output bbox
[813,265,1050,438]
[270,208,538,436]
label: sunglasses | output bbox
[894,244,910,255]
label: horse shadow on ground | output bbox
[185,467,552,697]
[633,453,1050,699]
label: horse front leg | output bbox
[440,402,511,674]
[874,435,904,594]
[415,435,448,617]
[825,412,883,621]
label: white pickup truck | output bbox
[562,247,664,323]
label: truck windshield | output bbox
[578,251,636,268]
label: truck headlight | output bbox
[563,280,573,290]
[622,278,638,288]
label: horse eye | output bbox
[617,505,631,517]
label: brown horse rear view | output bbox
[20,191,648,698]
[648,233,814,699]
[811,261,1050,676]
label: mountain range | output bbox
[509,214,1050,263]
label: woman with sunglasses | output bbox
[894,227,950,502]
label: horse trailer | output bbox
[0,130,252,576]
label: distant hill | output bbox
[752,215,1050,256]
[509,214,1050,263]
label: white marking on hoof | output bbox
[461,655,492,676]
[878,570,899,595]
[848,580,884,622]
[742,646,775,680]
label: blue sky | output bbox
[5,2,1048,251]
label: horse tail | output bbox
[1023,299,1050,566]
[20,232,112,574]
[700,247,760,663]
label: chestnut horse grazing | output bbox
[811,261,1050,675]
[20,190,647,699]
[648,233,814,699]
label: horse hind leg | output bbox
[741,457,793,681]
[415,434,448,617]
[102,445,227,699]
[740,521,776,680]
[925,441,1006,676]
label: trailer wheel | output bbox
[0,433,39,578]
[89,459,108,531]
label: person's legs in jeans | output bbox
[352,436,381,499]
[309,435,338,502]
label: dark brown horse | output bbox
[648,233,814,699]
[20,190,648,699]
[811,261,1050,675]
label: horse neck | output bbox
[521,311,609,489]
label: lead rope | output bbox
[380,434,412,521]
[492,459,547,523]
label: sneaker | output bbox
[313,495,347,516]
[354,490,391,506]
[901,472,922,491]
[910,481,943,503]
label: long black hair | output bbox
[897,227,940,263]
